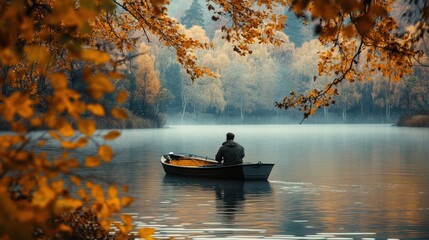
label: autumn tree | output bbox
[399,75,429,114]
[276,0,426,121]
[336,81,362,120]
[180,0,205,29]
[372,74,404,119]
[0,0,137,238]
[134,43,161,107]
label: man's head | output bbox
[226,132,235,141]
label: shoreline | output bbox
[396,114,429,127]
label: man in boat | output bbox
[215,132,245,165]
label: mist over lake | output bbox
[75,124,429,240]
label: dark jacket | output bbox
[215,140,245,165]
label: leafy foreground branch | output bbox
[34,208,131,240]
[276,0,427,122]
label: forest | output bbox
[114,0,429,125]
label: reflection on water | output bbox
[162,176,272,225]
[41,124,429,239]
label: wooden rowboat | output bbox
[160,153,274,180]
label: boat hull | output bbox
[161,154,274,180]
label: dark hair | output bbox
[226,132,235,140]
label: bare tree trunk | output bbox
[181,97,187,121]
[342,105,347,120]
[386,99,391,120]
[240,99,243,120]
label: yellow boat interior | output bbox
[167,159,214,167]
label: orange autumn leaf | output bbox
[24,45,50,66]
[49,73,68,90]
[57,224,73,233]
[71,176,81,186]
[78,119,96,137]
[107,185,118,199]
[115,90,128,103]
[87,103,105,116]
[32,185,55,208]
[98,145,113,162]
[55,198,83,212]
[1,92,33,121]
[84,156,101,168]
[121,214,132,225]
[121,196,134,207]
[84,73,115,99]
[138,228,155,239]
[61,137,87,149]
[51,180,64,194]
[111,108,127,120]
[56,119,75,137]
[81,49,110,64]
[30,117,42,127]
[103,130,121,141]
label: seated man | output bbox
[215,132,245,165]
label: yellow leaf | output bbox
[85,156,101,168]
[85,74,114,99]
[121,214,132,226]
[51,180,64,194]
[87,103,105,116]
[61,138,87,149]
[107,186,118,199]
[90,184,104,202]
[32,185,55,208]
[98,145,113,162]
[121,196,134,207]
[58,224,72,233]
[25,45,50,66]
[2,92,34,121]
[111,108,127,120]
[49,73,68,90]
[81,49,110,64]
[62,140,77,149]
[115,90,128,103]
[71,176,81,186]
[103,130,121,141]
[138,228,155,239]
[78,119,96,137]
[55,198,82,212]
[56,119,75,137]
[31,117,43,127]
[77,189,89,201]
[61,138,88,149]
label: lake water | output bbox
[81,124,429,240]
